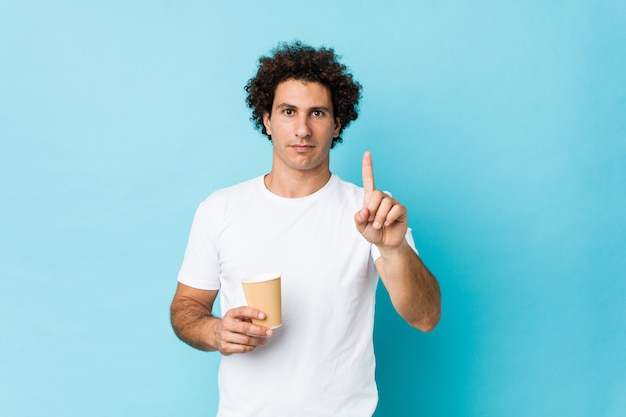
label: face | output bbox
[263,79,341,176]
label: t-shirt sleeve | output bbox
[370,227,419,261]
[177,200,221,290]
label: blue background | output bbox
[1,1,625,416]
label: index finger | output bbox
[225,306,272,335]
[362,151,375,202]
[227,306,266,321]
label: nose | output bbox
[294,114,311,138]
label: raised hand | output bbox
[354,151,409,249]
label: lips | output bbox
[291,144,314,152]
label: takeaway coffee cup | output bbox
[241,273,282,329]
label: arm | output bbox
[374,242,441,331]
[170,282,274,355]
[354,152,441,331]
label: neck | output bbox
[264,169,332,198]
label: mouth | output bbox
[290,144,315,152]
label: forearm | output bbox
[377,241,441,331]
[170,297,220,352]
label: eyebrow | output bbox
[275,103,332,112]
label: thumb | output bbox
[354,207,370,231]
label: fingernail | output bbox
[373,221,381,229]
[258,312,265,319]
[266,329,273,337]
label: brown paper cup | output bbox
[242,273,282,329]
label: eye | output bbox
[283,108,294,116]
[312,110,324,117]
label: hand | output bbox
[212,306,273,356]
[354,151,409,249]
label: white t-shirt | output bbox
[178,174,416,417]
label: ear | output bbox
[263,112,272,135]
[333,117,342,138]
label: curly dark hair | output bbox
[244,41,362,148]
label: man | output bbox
[170,41,441,417]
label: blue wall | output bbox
[1,1,624,416]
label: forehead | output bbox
[273,78,332,108]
